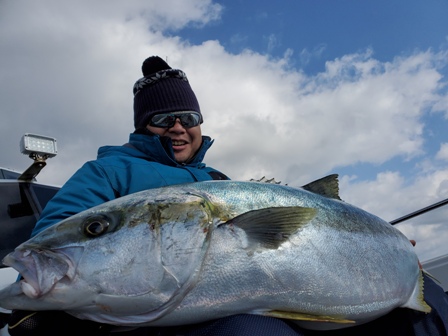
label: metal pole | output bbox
[390,197,448,225]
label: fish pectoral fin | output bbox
[226,206,317,249]
[301,174,342,200]
[261,310,355,324]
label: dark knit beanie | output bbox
[133,56,201,129]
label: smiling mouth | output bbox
[172,140,187,146]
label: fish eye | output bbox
[82,216,110,237]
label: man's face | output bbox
[146,117,202,163]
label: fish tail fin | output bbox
[402,270,431,313]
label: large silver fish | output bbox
[0,175,431,330]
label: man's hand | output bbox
[409,239,423,269]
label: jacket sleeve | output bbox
[31,161,117,237]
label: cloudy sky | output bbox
[1,0,447,262]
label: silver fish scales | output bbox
[0,175,430,330]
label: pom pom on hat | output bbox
[142,56,171,75]
[133,56,201,129]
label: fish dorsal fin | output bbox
[249,176,284,185]
[224,206,317,249]
[302,174,341,200]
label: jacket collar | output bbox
[127,131,213,167]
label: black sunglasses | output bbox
[149,112,202,129]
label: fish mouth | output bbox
[2,246,84,298]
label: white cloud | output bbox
[265,33,280,53]
[0,0,222,183]
[436,143,448,161]
[299,43,327,66]
[340,166,448,262]
[199,49,447,186]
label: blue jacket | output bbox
[32,132,228,236]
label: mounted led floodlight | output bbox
[18,133,58,181]
[20,133,58,158]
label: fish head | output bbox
[0,187,214,323]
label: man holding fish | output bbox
[3,56,447,335]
